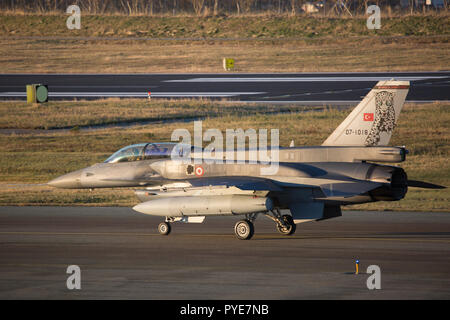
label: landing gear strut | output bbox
[265,209,296,235]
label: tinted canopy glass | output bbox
[105,143,181,163]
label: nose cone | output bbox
[48,170,82,189]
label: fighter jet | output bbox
[48,80,444,239]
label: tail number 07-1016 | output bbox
[345,129,369,136]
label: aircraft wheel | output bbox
[276,215,296,235]
[158,222,171,235]
[234,220,254,240]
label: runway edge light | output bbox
[355,260,360,275]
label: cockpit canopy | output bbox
[105,143,181,163]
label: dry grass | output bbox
[0,184,137,206]
[0,102,447,156]
[1,37,449,73]
[0,99,320,129]
[1,13,449,73]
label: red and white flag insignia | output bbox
[195,166,204,176]
[364,113,374,121]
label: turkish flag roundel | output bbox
[364,113,374,121]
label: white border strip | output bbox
[165,76,448,82]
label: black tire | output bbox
[234,220,254,240]
[158,222,171,235]
[276,215,296,235]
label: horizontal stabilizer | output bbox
[407,180,446,189]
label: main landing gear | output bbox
[265,209,296,236]
[158,210,296,240]
[233,210,296,240]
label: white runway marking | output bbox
[165,76,447,82]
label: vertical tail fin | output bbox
[322,80,410,147]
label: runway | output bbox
[0,72,449,103]
[0,206,449,299]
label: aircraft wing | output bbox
[102,174,384,200]
[187,175,385,199]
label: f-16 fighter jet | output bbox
[49,80,444,239]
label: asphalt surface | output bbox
[0,72,449,103]
[0,206,449,299]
